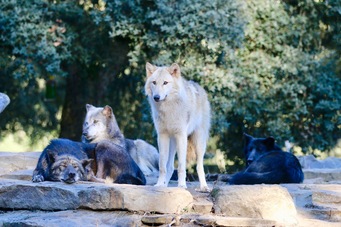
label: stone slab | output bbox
[212,185,298,226]
[0,179,193,214]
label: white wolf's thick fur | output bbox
[82,104,159,176]
[145,62,210,191]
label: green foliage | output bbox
[0,0,340,171]
[106,0,340,163]
[230,0,341,156]
[0,0,69,141]
[0,0,71,78]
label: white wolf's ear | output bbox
[102,105,113,118]
[146,62,157,77]
[86,104,94,112]
[168,63,181,78]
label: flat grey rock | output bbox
[0,179,193,213]
[1,152,341,226]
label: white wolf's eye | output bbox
[152,81,156,85]
[163,81,168,85]
[93,119,98,124]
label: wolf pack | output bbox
[32,63,304,191]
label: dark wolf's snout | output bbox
[68,172,76,178]
[62,165,78,184]
[153,95,160,102]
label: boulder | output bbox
[212,185,298,226]
[0,93,10,114]
[303,169,341,182]
[282,184,341,222]
[299,155,341,169]
[0,152,40,175]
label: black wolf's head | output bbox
[48,151,93,184]
[243,133,282,166]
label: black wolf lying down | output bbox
[229,134,304,185]
[32,139,146,185]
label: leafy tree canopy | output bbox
[0,0,340,170]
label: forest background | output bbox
[0,0,340,172]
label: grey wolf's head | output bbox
[47,151,93,184]
[145,62,181,102]
[82,104,115,142]
[243,133,281,166]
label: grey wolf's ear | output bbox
[168,63,181,78]
[86,104,94,112]
[146,62,157,77]
[264,137,275,149]
[47,149,56,163]
[102,105,113,118]
[81,159,93,169]
[243,133,253,145]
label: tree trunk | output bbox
[59,62,88,141]
[59,38,130,140]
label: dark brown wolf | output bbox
[95,140,146,185]
[32,139,97,184]
[32,138,146,185]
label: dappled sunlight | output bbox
[0,132,53,152]
[330,138,341,157]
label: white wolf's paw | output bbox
[154,183,167,187]
[32,174,44,182]
[195,186,211,193]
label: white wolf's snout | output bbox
[153,94,160,102]
[150,84,169,102]
[153,94,168,102]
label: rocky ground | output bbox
[0,152,340,226]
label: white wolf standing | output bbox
[145,62,211,192]
[82,104,159,177]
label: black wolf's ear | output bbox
[81,159,93,169]
[243,133,253,145]
[146,62,157,77]
[46,149,57,163]
[168,63,181,78]
[264,137,275,149]
[102,105,113,118]
[86,104,94,112]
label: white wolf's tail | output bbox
[186,137,196,169]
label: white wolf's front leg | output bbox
[155,133,170,187]
[175,133,188,188]
[165,137,176,183]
